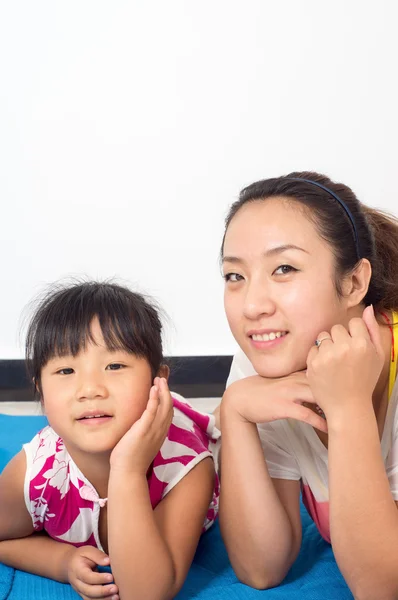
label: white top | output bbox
[227,349,398,542]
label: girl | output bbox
[218,172,398,599]
[0,281,220,600]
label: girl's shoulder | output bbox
[171,394,220,442]
[23,426,69,483]
[23,425,65,459]
[148,394,220,527]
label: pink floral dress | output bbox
[23,396,220,549]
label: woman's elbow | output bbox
[233,562,287,590]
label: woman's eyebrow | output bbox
[264,244,309,257]
[223,244,309,264]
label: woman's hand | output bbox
[110,377,173,475]
[66,545,119,600]
[306,305,385,422]
[222,371,328,433]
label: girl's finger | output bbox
[79,565,114,586]
[147,384,160,415]
[158,378,173,416]
[77,581,118,599]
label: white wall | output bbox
[1,0,397,358]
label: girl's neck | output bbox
[66,446,111,499]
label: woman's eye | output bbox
[224,273,244,283]
[57,368,74,375]
[273,264,297,276]
[106,363,125,371]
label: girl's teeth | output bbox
[252,332,285,342]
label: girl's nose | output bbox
[76,375,108,401]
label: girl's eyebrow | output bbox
[223,244,309,264]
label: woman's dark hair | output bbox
[26,280,164,396]
[222,171,398,311]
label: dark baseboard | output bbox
[0,356,232,400]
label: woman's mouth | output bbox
[248,330,288,349]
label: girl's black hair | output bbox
[26,280,164,395]
[222,171,398,311]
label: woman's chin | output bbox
[252,360,307,379]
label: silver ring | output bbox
[315,336,331,348]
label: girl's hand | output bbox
[222,371,328,433]
[110,377,173,475]
[306,305,385,421]
[66,545,119,600]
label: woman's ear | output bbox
[157,364,170,381]
[342,258,372,308]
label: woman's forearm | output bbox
[328,404,398,599]
[219,403,299,589]
[0,534,73,581]
[107,470,176,600]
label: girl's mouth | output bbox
[77,413,113,425]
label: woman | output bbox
[217,172,398,599]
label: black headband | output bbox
[285,177,361,259]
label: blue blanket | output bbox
[0,414,352,599]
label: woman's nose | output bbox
[243,282,276,320]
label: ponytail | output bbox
[363,206,398,312]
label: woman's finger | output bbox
[362,305,384,356]
[315,330,334,347]
[287,402,328,433]
[330,323,350,344]
[348,316,371,340]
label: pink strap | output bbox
[79,485,108,508]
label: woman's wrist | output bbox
[325,398,375,436]
[220,388,257,426]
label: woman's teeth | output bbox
[251,331,286,342]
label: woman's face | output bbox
[223,197,353,377]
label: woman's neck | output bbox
[372,310,394,415]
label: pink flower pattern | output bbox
[23,397,220,549]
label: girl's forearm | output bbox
[328,404,398,599]
[107,470,176,600]
[0,534,73,582]
[219,404,299,589]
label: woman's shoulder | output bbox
[227,350,257,386]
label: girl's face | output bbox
[40,318,154,459]
[223,198,354,378]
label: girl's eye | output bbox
[273,264,298,276]
[57,368,74,375]
[106,363,125,371]
[224,273,244,283]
